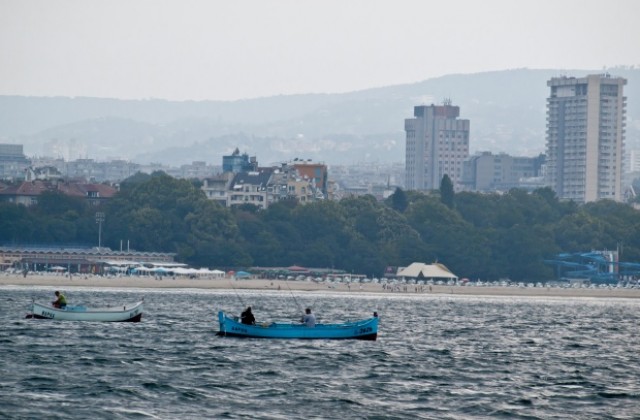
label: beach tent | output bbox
[397,262,458,281]
[235,271,252,278]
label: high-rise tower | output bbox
[405,103,470,191]
[545,74,627,203]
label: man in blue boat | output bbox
[52,291,67,309]
[302,307,316,327]
[241,306,256,325]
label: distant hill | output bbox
[1,68,638,165]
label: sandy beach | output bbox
[2,273,640,299]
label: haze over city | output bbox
[1,0,639,101]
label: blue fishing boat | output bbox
[216,311,379,340]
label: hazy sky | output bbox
[1,0,639,101]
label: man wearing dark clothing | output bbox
[241,306,256,325]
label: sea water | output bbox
[1,286,639,419]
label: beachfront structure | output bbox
[0,246,177,274]
[544,250,640,284]
[405,102,470,191]
[545,74,627,203]
[396,262,458,282]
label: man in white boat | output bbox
[240,306,256,325]
[52,291,67,309]
[301,307,316,327]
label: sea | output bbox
[1,286,639,420]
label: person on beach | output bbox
[52,291,67,308]
[240,306,256,325]
[301,307,316,327]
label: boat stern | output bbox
[216,311,226,336]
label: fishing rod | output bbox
[227,276,246,309]
[284,278,304,316]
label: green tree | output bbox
[0,202,35,244]
[34,191,87,218]
[440,174,455,209]
[106,172,244,267]
[492,224,558,281]
[388,187,408,213]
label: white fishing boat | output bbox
[26,301,144,322]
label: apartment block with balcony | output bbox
[228,169,274,209]
[202,172,234,207]
[545,74,627,203]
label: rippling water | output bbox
[1,286,639,419]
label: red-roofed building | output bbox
[0,180,117,206]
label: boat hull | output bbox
[216,311,378,340]
[27,301,144,322]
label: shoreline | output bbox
[2,274,640,299]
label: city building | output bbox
[267,162,325,205]
[0,143,31,181]
[329,162,404,200]
[405,102,470,191]
[290,159,328,197]
[222,148,257,173]
[202,172,234,207]
[227,169,273,209]
[31,157,141,183]
[462,152,545,192]
[0,178,117,207]
[204,151,329,209]
[545,74,627,203]
[628,150,640,173]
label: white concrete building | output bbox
[545,74,627,203]
[405,103,470,191]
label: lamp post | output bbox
[95,212,105,251]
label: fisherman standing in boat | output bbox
[302,307,316,327]
[52,291,67,309]
[240,306,256,325]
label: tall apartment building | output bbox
[545,74,627,203]
[405,103,470,191]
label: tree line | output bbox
[1,172,639,281]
